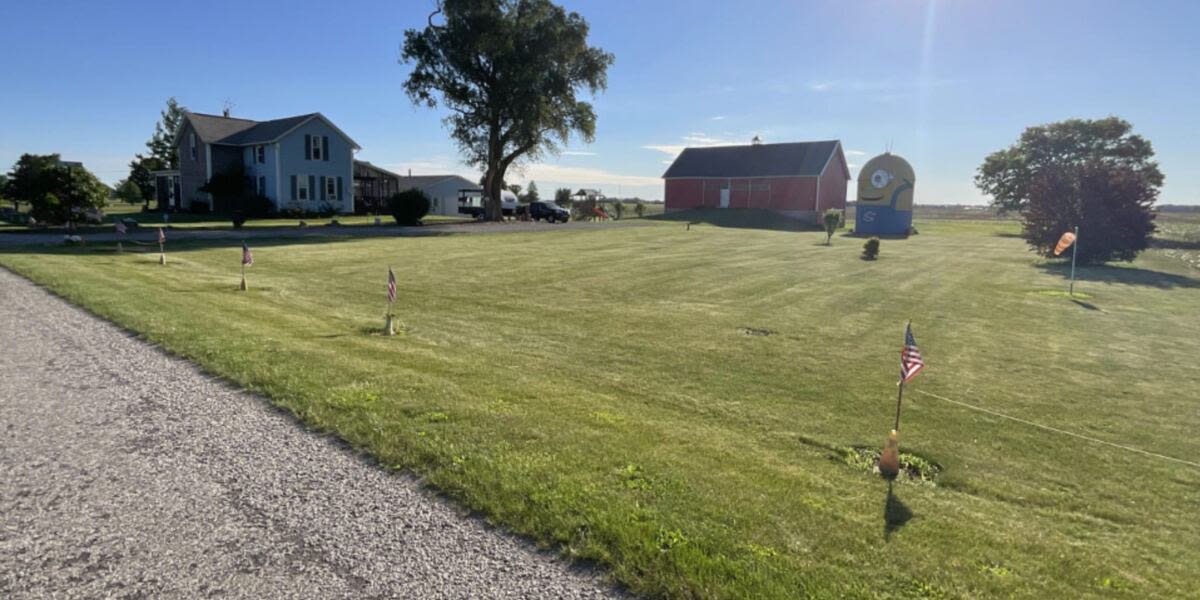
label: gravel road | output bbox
[0,266,624,599]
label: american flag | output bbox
[900,322,925,383]
[157,227,166,244]
[387,267,397,304]
[242,242,253,266]
[114,221,127,234]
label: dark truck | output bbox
[523,201,570,223]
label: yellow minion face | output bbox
[857,153,915,211]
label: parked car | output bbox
[526,201,570,223]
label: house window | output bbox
[325,177,337,201]
[298,176,309,201]
[257,176,266,196]
[190,133,197,160]
[256,145,265,164]
[310,136,322,160]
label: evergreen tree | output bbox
[147,97,186,169]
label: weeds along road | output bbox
[0,267,623,599]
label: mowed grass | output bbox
[2,214,1198,598]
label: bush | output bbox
[823,208,841,245]
[231,211,247,229]
[189,200,210,214]
[862,237,880,260]
[634,200,645,218]
[612,201,625,220]
[388,188,431,225]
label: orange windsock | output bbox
[1053,231,1076,256]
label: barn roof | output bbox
[662,140,845,179]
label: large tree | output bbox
[401,0,613,221]
[127,154,164,208]
[1022,161,1157,263]
[977,117,1162,264]
[6,154,109,224]
[147,97,185,169]
[976,117,1162,214]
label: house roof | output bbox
[662,140,845,179]
[183,111,361,149]
[395,174,478,191]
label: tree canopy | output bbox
[116,179,144,205]
[127,154,164,208]
[5,154,109,223]
[147,97,185,169]
[1022,161,1157,263]
[977,117,1161,264]
[975,117,1162,214]
[401,0,613,220]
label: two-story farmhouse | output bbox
[154,110,360,214]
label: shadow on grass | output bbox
[1150,238,1200,251]
[0,229,465,256]
[1036,262,1200,289]
[646,208,819,232]
[883,481,913,540]
[1070,299,1102,311]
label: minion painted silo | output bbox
[855,153,915,235]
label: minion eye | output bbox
[870,169,891,189]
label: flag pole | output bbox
[894,378,905,431]
[240,260,247,291]
[1068,225,1079,296]
[159,241,165,265]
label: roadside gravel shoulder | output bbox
[0,266,625,599]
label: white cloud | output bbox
[807,81,833,92]
[845,149,867,157]
[518,163,661,187]
[710,115,726,121]
[644,131,742,158]
[642,144,687,156]
[560,150,597,156]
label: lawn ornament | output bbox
[856,153,915,235]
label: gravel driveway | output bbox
[0,267,623,599]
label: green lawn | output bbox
[1,213,1197,598]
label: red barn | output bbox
[662,140,849,223]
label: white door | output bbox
[719,188,730,208]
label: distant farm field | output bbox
[1,213,1197,598]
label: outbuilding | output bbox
[661,140,849,223]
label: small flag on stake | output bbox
[114,220,127,235]
[900,323,925,384]
[882,322,925,480]
[384,267,397,335]
[387,267,397,305]
[239,242,253,291]
[157,227,166,265]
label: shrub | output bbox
[231,212,247,229]
[612,201,625,220]
[189,200,210,214]
[388,188,431,225]
[634,200,645,218]
[823,208,841,245]
[862,237,881,260]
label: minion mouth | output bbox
[860,195,884,202]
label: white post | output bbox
[1069,226,1079,296]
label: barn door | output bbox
[719,187,730,208]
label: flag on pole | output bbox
[242,242,253,266]
[1053,230,1077,256]
[114,221,127,235]
[387,267,397,304]
[900,323,925,383]
[157,227,166,244]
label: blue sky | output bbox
[1,0,1197,205]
